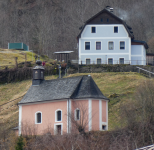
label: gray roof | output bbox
[19,75,109,104]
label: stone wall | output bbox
[67,64,154,74]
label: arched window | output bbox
[75,109,80,120]
[35,112,42,124]
[55,110,62,122]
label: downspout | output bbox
[68,99,69,133]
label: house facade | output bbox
[77,7,148,65]
[18,61,109,135]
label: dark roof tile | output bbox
[19,75,109,104]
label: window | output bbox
[96,42,101,50]
[102,125,107,130]
[91,27,96,33]
[75,109,80,120]
[57,111,61,121]
[85,42,90,50]
[86,59,90,65]
[108,42,114,50]
[35,71,38,79]
[107,18,109,22]
[35,112,42,124]
[120,41,125,49]
[119,58,124,64]
[41,71,43,79]
[97,59,101,64]
[114,26,118,33]
[55,110,62,122]
[108,58,113,64]
[101,18,103,22]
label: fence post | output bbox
[138,68,140,73]
[149,72,151,78]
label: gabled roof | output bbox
[19,75,109,104]
[77,8,134,41]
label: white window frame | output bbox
[108,41,114,50]
[91,26,96,33]
[108,58,113,64]
[85,58,91,65]
[119,58,125,64]
[114,26,118,33]
[95,41,102,50]
[96,58,102,64]
[74,108,80,121]
[102,124,107,131]
[120,41,125,50]
[85,41,91,50]
[54,123,63,135]
[35,111,42,124]
[55,109,62,122]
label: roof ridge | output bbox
[70,76,83,99]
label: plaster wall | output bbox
[21,100,67,135]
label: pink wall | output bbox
[22,100,67,135]
[102,101,107,122]
[92,100,99,130]
[71,100,89,132]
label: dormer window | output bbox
[114,26,118,33]
[91,27,96,33]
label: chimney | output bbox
[32,60,45,86]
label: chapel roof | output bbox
[19,75,109,104]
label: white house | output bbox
[77,7,148,65]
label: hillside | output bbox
[0,49,52,69]
[0,72,149,135]
[0,0,154,59]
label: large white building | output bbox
[77,7,148,65]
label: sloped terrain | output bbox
[0,72,149,134]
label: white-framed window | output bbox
[86,59,91,65]
[119,58,124,64]
[120,41,125,50]
[108,58,113,64]
[35,111,42,124]
[102,125,107,131]
[108,42,114,50]
[85,42,90,50]
[54,123,63,135]
[114,26,118,33]
[55,109,62,122]
[96,42,101,50]
[97,58,101,64]
[91,27,96,33]
[74,109,80,120]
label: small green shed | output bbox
[8,43,29,51]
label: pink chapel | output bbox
[16,60,109,135]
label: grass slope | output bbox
[0,72,150,132]
[0,48,52,68]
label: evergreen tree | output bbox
[15,135,24,150]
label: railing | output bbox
[75,60,147,65]
[136,67,154,78]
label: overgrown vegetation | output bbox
[0,73,153,149]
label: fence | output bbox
[73,60,154,66]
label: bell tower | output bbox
[32,60,45,86]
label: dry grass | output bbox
[0,72,151,132]
[0,49,53,68]
[67,72,151,130]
